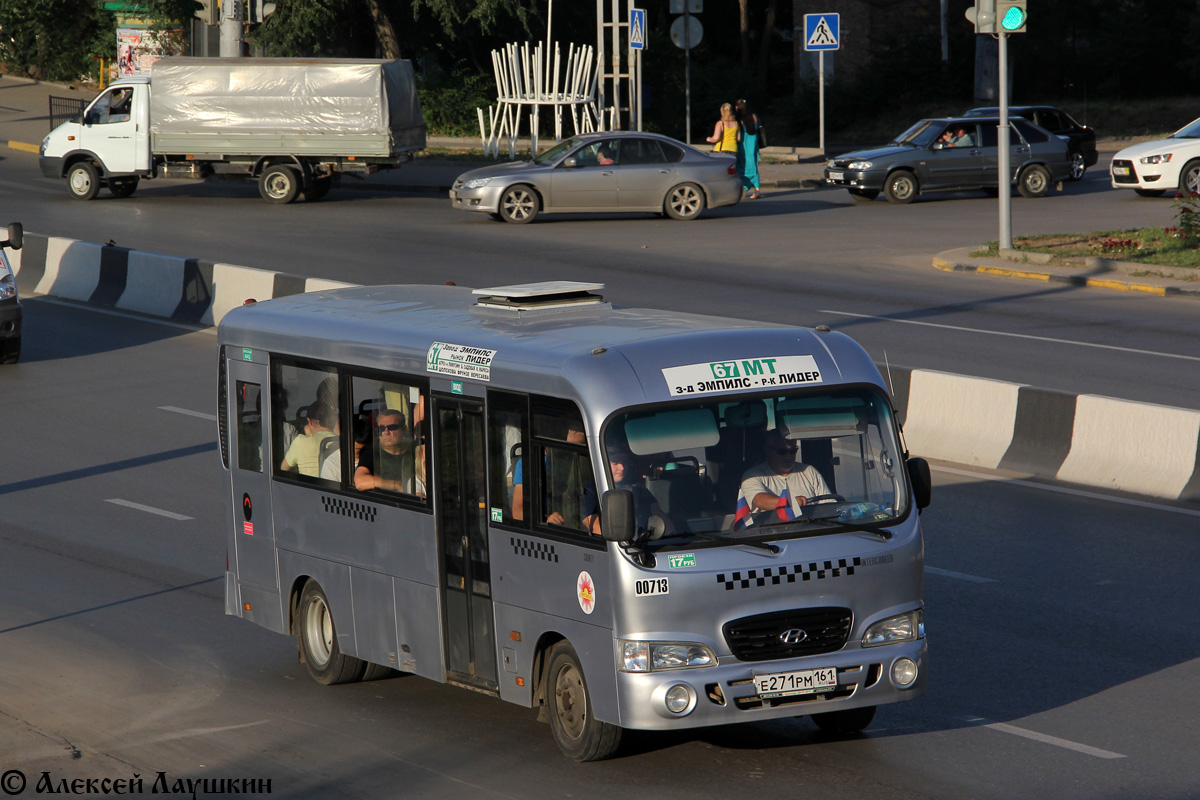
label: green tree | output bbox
[0,0,115,81]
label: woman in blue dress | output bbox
[735,99,763,199]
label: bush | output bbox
[418,69,495,137]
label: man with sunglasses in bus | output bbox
[355,408,425,497]
[738,427,831,523]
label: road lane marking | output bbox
[160,406,217,421]
[819,310,1200,363]
[932,465,1200,519]
[105,499,193,520]
[959,716,1126,759]
[925,566,996,583]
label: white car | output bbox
[1110,117,1200,196]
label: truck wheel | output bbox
[811,705,876,734]
[664,183,705,220]
[259,165,302,204]
[304,176,334,202]
[883,171,917,204]
[545,641,622,761]
[108,177,139,198]
[499,184,539,223]
[297,580,365,685]
[67,162,101,201]
[1017,164,1051,198]
[0,336,19,365]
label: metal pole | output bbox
[818,51,825,154]
[596,0,606,115]
[998,32,1012,250]
[219,0,243,57]
[637,48,643,131]
[684,6,692,145]
[611,0,621,129]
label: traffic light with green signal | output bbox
[998,0,1027,33]
[964,0,997,34]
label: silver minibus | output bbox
[218,281,932,760]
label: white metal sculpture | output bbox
[477,40,612,159]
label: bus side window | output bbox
[236,381,263,473]
[532,401,593,533]
[350,375,427,499]
[487,391,528,526]
[272,361,340,485]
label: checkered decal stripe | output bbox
[511,537,559,563]
[716,557,861,591]
[321,496,377,523]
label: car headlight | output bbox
[1139,153,1173,165]
[862,609,924,647]
[619,640,717,672]
[847,160,874,170]
[461,177,492,189]
[0,274,15,301]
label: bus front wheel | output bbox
[545,641,622,761]
[297,580,365,685]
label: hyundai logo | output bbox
[779,628,808,644]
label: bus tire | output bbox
[811,705,876,734]
[297,580,365,685]
[361,662,398,682]
[545,641,622,761]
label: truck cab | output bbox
[40,78,151,200]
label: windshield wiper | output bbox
[653,530,780,554]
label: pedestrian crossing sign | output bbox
[804,13,840,51]
[630,8,647,50]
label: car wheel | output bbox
[297,580,366,685]
[883,171,917,204]
[67,162,101,201]
[0,336,20,365]
[545,641,622,761]
[664,183,705,220]
[1180,159,1200,196]
[1134,188,1166,198]
[108,177,139,198]
[1068,151,1086,181]
[1017,164,1051,198]
[259,165,302,204]
[499,184,540,223]
[848,188,879,202]
[811,705,876,734]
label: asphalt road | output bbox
[2,147,1198,410]
[2,300,1199,799]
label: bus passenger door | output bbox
[226,356,278,591]
[434,397,498,691]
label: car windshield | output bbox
[1172,118,1200,139]
[602,387,909,547]
[891,120,939,148]
[532,137,584,165]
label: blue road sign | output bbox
[630,8,647,50]
[804,13,840,52]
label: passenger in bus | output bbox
[319,417,370,482]
[279,401,336,477]
[355,408,426,496]
[511,425,587,527]
[581,447,674,537]
[739,427,831,516]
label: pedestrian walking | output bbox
[706,102,739,154]
[736,99,763,199]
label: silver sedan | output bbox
[450,132,742,223]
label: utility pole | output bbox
[220,0,244,57]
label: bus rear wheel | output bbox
[545,641,622,761]
[297,580,365,685]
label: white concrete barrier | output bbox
[903,369,1022,469]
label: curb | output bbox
[6,140,39,154]
[11,231,1200,505]
[931,255,1200,298]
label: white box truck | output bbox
[39,57,426,204]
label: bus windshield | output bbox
[603,387,908,544]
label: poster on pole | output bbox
[117,28,172,76]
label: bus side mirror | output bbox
[600,489,635,542]
[907,457,931,510]
[4,223,22,251]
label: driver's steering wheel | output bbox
[805,494,846,504]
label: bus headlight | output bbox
[892,657,919,687]
[619,640,717,672]
[861,610,924,647]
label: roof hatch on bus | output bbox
[472,280,607,312]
